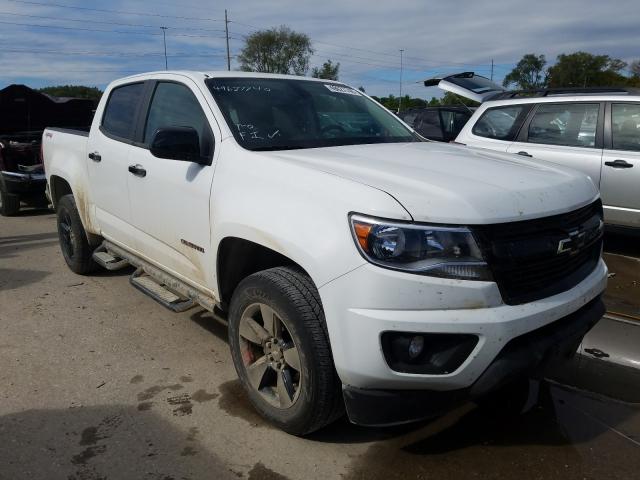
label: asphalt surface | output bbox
[1,209,639,480]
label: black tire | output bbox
[475,377,531,417]
[56,194,98,275]
[228,267,343,435]
[0,179,20,216]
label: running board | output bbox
[130,268,196,312]
[100,241,217,313]
[92,244,130,271]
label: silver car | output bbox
[425,72,640,230]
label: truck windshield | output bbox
[206,78,419,151]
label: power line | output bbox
[0,10,228,33]
[5,0,225,23]
[0,19,229,38]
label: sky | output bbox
[0,0,638,98]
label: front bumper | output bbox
[319,258,607,391]
[342,295,605,426]
[1,170,47,195]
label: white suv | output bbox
[426,73,640,230]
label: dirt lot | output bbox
[1,210,639,480]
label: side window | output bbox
[611,103,640,151]
[102,83,145,140]
[528,103,599,148]
[472,105,527,141]
[414,110,443,139]
[144,82,213,158]
[440,110,470,136]
[400,111,419,127]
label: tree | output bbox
[237,25,313,75]
[358,86,365,93]
[546,52,627,88]
[503,54,547,90]
[38,85,102,101]
[312,60,340,80]
[630,60,640,78]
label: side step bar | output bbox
[130,268,196,312]
[92,245,130,271]
[96,241,217,313]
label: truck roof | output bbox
[115,70,344,84]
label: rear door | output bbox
[600,102,640,227]
[424,72,506,103]
[506,102,604,187]
[87,81,147,248]
[126,77,218,288]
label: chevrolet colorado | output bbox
[43,71,607,435]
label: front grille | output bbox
[473,200,603,305]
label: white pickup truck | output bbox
[43,71,607,435]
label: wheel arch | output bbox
[49,175,73,208]
[216,236,314,310]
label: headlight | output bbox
[350,214,492,280]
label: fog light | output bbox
[381,332,479,374]
[408,335,425,359]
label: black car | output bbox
[399,106,472,142]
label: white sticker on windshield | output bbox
[324,84,360,96]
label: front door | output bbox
[126,78,218,289]
[600,102,640,227]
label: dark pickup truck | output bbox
[0,85,96,216]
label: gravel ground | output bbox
[1,209,639,480]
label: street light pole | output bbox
[160,26,168,70]
[398,49,404,113]
[225,9,231,71]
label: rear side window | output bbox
[414,110,443,139]
[472,105,528,140]
[611,103,640,151]
[440,110,470,136]
[102,83,145,140]
[528,103,599,148]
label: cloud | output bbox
[0,0,638,96]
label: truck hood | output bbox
[267,142,599,225]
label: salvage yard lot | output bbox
[1,210,639,480]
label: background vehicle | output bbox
[425,73,640,229]
[43,71,606,435]
[0,85,96,216]
[398,106,472,142]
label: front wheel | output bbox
[228,267,343,435]
[56,194,98,274]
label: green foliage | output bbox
[237,25,313,75]
[371,94,426,111]
[312,60,340,80]
[38,85,102,100]
[503,54,547,89]
[630,60,640,78]
[546,52,628,88]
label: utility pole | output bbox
[490,59,494,81]
[225,9,231,71]
[160,26,168,70]
[398,49,404,113]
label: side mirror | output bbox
[150,126,202,163]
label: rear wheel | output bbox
[228,267,343,435]
[0,179,20,216]
[56,194,98,274]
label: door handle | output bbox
[88,152,101,162]
[604,159,633,169]
[517,151,532,157]
[128,164,147,178]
